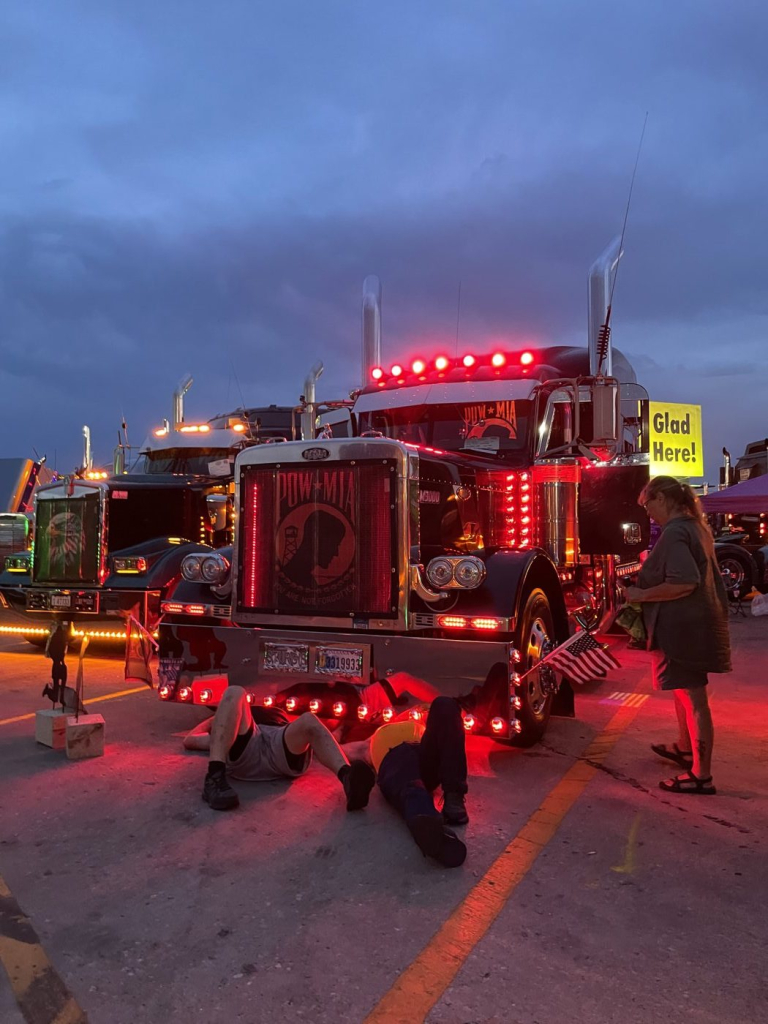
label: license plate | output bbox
[51,595,71,609]
[316,647,363,677]
[262,643,309,673]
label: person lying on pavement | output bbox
[183,684,375,811]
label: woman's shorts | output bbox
[651,651,708,691]
[226,724,311,781]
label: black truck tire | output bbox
[510,587,555,747]
[716,546,754,601]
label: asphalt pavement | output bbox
[0,615,765,1024]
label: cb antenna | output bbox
[596,111,648,376]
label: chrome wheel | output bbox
[524,617,554,715]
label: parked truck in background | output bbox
[0,381,295,645]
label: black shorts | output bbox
[651,651,708,691]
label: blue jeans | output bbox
[377,697,467,824]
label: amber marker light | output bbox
[390,364,403,377]
[435,355,450,371]
[232,423,247,433]
[411,359,426,374]
[462,354,476,367]
[491,352,506,368]
[371,366,384,380]
[520,351,535,365]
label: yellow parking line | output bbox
[0,686,149,728]
[363,701,645,1024]
[0,873,88,1023]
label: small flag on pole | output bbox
[544,630,621,685]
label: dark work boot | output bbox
[342,760,376,811]
[409,815,467,868]
[442,791,469,826]
[202,768,239,810]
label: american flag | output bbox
[544,630,621,685]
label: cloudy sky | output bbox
[2,0,766,479]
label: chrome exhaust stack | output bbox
[588,237,622,377]
[82,425,92,471]
[362,275,382,387]
[301,362,324,440]
[173,373,193,430]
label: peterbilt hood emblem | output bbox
[301,448,330,461]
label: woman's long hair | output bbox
[639,475,707,526]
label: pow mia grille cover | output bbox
[239,460,396,617]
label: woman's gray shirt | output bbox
[636,516,731,672]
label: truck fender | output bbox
[483,548,569,642]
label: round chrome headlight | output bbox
[454,557,485,589]
[425,557,454,588]
[201,554,230,584]
[181,554,204,582]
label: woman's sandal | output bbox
[659,771,716,795]
[650,742,693,769]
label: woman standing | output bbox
[623,476,731,795]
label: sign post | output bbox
[648,402,703,478]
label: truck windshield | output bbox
[140,448,233,476]
[357,400,534,455]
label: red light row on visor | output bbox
[371,351,536,380]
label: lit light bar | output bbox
[113,556,147,574]
[85,470,109,480]
[0,625,50,636]
[178,424,211,434]
[436,614,503,631]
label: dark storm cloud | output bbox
[1,0,767,475]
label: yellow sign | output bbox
[649,402,703,477]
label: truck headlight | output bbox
[201,554,230,584]
[181,553,230,585]
[425,557,454,588]
[425,555,486,590]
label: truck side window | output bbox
[543,401,573,454]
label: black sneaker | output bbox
[442,791,469,826]
[343,760,376,811]
[202,769,239,810]
[409,815,467,868]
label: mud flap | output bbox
[552,679,575,718]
